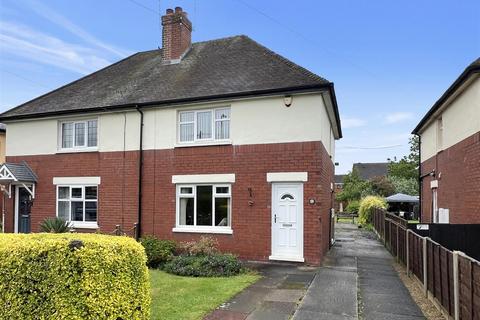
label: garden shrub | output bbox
[140,235,176,268]
[39,216,72,233]
[163,253,242,277]
[0,233,150,320]
[358,195,387,225]
[345,200,360,213]
[179,236,219,256]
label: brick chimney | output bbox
[161,7,192,62]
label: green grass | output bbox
[408,219,420,224]
[149,269,260,320]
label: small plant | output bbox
[140,236,176,268]
[180,236,219,256]
[163,253,243,277]
[358,196,387,225]
[39,217,71,233]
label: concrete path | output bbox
[204,263,317,320]
[293,223,425,320]
[205,223,424,320]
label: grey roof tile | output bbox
[3,161,38,182]
[352,162,388,180]
[0,35,331,119]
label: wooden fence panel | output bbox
[428,241,434,292]
[472,262,480,320]
[459,256,473,320]
[440,248,453,316]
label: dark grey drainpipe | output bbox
[136,106,144,240]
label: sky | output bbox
[0,0,479,174]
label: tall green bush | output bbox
[0,233,150,320]
[358,196,387,225]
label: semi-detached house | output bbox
[0,7,342,265]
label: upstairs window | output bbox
[178,107,230,143]
[60,119,98,150]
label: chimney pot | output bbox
[175,6,182,13]
[166,8,173,14]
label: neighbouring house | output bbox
[352,162,388,180]
[413,58,479,224]
[334,174,346,212]
[0,124,5,164]
[0,7,342,265]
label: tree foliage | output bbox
[387,135,419,194]
[389,176,419,196]
[336,169,372,202]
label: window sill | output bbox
[172,227,233,235]
[57,148,99,154]
[174,141,232,148]
[70,222,99,229]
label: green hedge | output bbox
[0,233,150,320]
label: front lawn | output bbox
[150,269,260,320]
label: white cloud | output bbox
[385,112,414,124]
[341,117,367,129]
[25,0,130,58]
[0,21,111,75]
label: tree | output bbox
[389,176,419,195]
[336,169,373,202]
[370,176,396,197]
[388,135,420,184]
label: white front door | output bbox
[270,183,304,262]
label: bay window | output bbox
[178,107,230,143]
[175,184,232,233]
[60,119,98,150]
[57,185,98,228]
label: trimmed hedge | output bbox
[163,253,243,277]
[0,233,150,320]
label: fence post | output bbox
[423,237,428,296]
[396,223,399,262]
[406,229,410,276]
[453,251,460,320]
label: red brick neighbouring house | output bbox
[413,58,479,224]
[0,7,342,265]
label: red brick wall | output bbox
[420,131,480,223]
[5,141,334,265]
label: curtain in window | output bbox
[215,108,230,140]
[62,123,73,148]
[180,112,194,142]
[196,111,212,139]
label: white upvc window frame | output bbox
[177,107,231,145]
[58,118,98,152]
[56,184,99,229]
[173,184,232,234]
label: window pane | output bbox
[180,187,193,194]
[196,186,213,225]
[58,187,69,199]
[215,197,230,226]
[85,202,97,222]
[75,122,85,146]
[58,201,70,221]
[179,197,194,225]
[71,201,84,221]
[196,111,212,140]
[215,120,230,140]
[180,112,194,123]
[215,108,230,120]
[85,186,97,200]
[216,186,229,194]
[62,123,73,148]
[71,187,82,199]
[87,120,97,147]
[180,123,194,142]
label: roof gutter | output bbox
[0,84,335,122]
[135,105,144,241]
